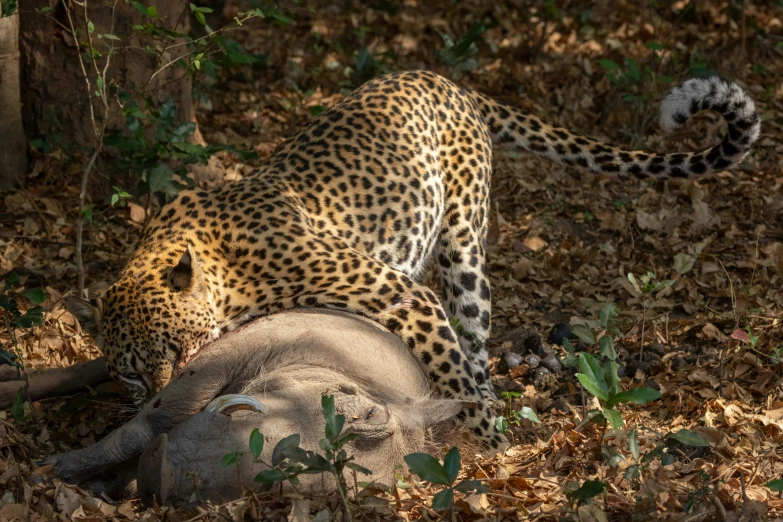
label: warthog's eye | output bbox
[362,406,377,421]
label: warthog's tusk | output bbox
[205,394,268,415]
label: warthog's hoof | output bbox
[138,434,174,507]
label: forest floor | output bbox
[1,1,782,521]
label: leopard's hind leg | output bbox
[434,132,496,400]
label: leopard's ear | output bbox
[171,245,205,294]
[66,296,102,340]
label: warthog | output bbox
[37,310,463,506]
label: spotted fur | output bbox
[67,71,758,450]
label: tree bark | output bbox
[19,1,214,168]
[0,12,27,191]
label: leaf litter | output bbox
[1,1,782,520]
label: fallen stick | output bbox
[0,358,109,409]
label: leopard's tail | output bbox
[469,77,759,179]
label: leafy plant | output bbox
[627,271,674,359]
[495,391,540,432]
[404,447,488,512]
[434,22,484,73]
[576,352,661,430]
[566,479,607,505]
[103,95,255,206]
[0,272,47,423]
[223,395,371,521]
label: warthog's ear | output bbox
[419,399,463,427]
[65,296,102,340]
[170,244,205,294]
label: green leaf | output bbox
[147,5,157,17]
[81,204,95,224]
[666,429,709,447]
[11,387,25,423]
[562,337,575,354]
[645,41,664,50]
[443,447,460,485]
[567,480,607,502]
[494,415,508,433]
[22,288,45,304]
[577,353,608,400]
[518,406,540,424]
[249,428,264,459]
[147,164,173,194]
[254,469,287,484]
[14,307,45,328]
[766,479,783,492]
[641,444,665,464]
[599,303,620,329]
[403,453,450,486]
[189,3,213,13]
[103,33,121,41]
[132,1,149,16]
[345,462,372,475]
[87,20,95,33]
[602,359,622,396]
[570,324,596,344]
[431,488,454,511]
[606,387,661,408]
[602,408,624,429]
[0,347,20,368]
[297,453,333,473]
[628,429,640,460]
[597,59,619,70]
[627,272,641,293]
[270,11,292,24]
[598,335,617,361]
[454,479,489,494]
[322,395,345,440]
[308,105,326,116]
[673,253,695,275]
[272,433,300,466]
[624,465,640,481]
[577,373,608,402]
[222,452,239,467]
[601,443,625,468]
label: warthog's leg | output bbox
[0,358,109,409]
[39,348,255,484]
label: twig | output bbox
[75,150,100,297]
[740,472,749,518]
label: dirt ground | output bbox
[1,1,782,520]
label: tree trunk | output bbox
[0,12,27,191]
[19,0,221,183]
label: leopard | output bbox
[66,70,759,450]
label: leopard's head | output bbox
[66,245,218,404]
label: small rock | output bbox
[523,334,544,354]
[552,397,571,413]
[497,351,524,374]
[536,343,555,357]
[616,365,626,378]
[533,367,550,381]
[540,354,563,373]
[645,343,665,357]
[548,323,578,346]
[645,379,660,391]
[524,354,541,368]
